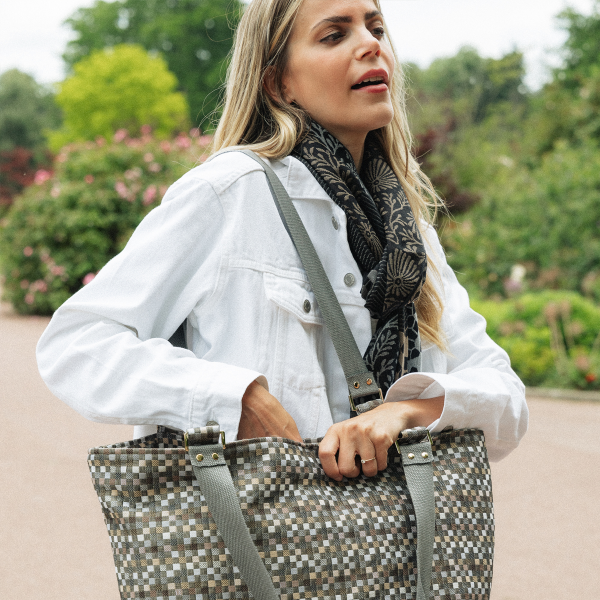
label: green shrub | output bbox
[473,291,600,389]
[0,129,212,314]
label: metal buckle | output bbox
[349,387,383,412]
[394,428,433,454]
[184,430,226,451]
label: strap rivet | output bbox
[196,454,204,462]
[212,453,219,460]
[421,452,429,459]
[353,381,360,389]
[366,378,372,385]
[303,299,311,313]
[407,453,415,460]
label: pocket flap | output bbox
[263,272,323,325]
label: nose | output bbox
[354,28,381,60]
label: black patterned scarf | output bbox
[292,120,427,396]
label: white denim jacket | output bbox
[36,152,528,461]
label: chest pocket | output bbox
[262,271,325,396]
[263,271,324,326]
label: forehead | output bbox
[294,0,381,27]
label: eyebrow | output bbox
[311,10,382,32]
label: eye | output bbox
[320,30,345,43]
[372,26,385,38]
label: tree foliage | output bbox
[49,44,189,150]
[0,69,61,155]
[63,0,242,128]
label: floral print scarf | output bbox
[292,120,427,396]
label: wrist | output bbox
[389,395,444,429]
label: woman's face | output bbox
[282,0,395,149]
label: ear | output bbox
[263,66,294,104]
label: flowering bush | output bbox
[473,291,600,389]
[0,128,212,314]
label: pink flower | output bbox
[124,168,142,180]
[144,152,154,163]
[148,162,161,173]
[189,127,200,138]
[24,293,35,305]
[20,280,29,290]
[114,129,128,143]
[141,124,152,136]
[199,154,208,163]
[159,185,168,198]
[143,185,157,205]
[23,246,33,257]
[34,170,52,185]
[175,134,191,149]
[96,137,106,146]
[198,135,212,147]
[160,141,171,153]
[56,153,68,163]
[114,181,128,199]
[32,280,48,293]
[50,265,65,276]
[82,272,96,285]
[85,174,94,184]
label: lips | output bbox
[351,69,388,90]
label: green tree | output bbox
[63,0,242,129]
[525,1,600,155]
[0,69,61,155]
[49,44,189,150]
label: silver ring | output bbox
[360,456,377,464]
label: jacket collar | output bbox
[265,155,334,204]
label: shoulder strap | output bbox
[234,149,381,412]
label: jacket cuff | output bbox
[189,362,268,443]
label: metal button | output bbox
[366,378,372,385]
[212,453,219,460]
[422,452,429,459]
[303,299,311,313]
[196,454,204,462]
[331,216,339,230]
[407,453,415,460]
[344,273,356,287]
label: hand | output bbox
[237,381,303,442]
[318,396,444,481]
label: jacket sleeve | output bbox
[384,226,529,462]
[36,172,264,436]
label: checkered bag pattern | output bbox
[88,426,493,599]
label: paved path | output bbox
[1,308,599,599]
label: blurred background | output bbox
[0,1,599,598]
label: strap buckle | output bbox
[184,430,226,451]
[394,428,433,454]
[349,387,383,412]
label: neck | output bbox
[324,125,366,170]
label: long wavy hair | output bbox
[214,0,446,349]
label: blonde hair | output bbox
[214,0,446,349]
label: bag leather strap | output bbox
[188,428,434,600]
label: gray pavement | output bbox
[1,307,599,599]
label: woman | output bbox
[36,0,528,485]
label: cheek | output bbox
[287,54,347,104]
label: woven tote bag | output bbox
[88,151,494,599]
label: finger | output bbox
[357,441,378,477]
[370,430,394,472]
[319,432,342,482]
[337,440,361,479]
